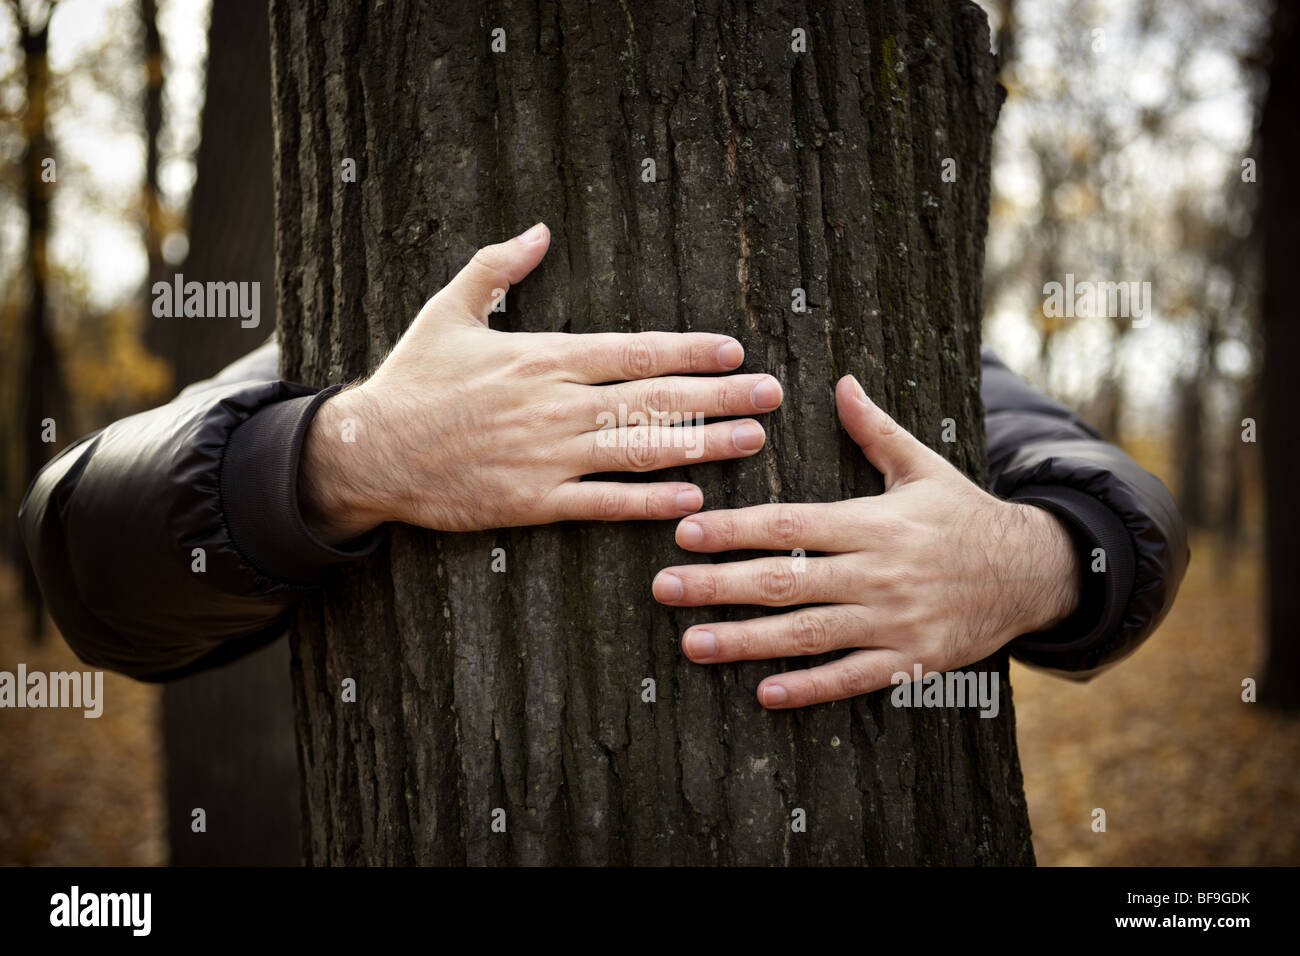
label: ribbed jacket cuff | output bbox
[220,384,381,585]
[1006,483,1135,656]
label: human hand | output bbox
[652,374,1080,709]
[299,223,783,542]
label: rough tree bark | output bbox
[1259,0,1300,709]
[157,0,300,865]
[271,0,1031,864]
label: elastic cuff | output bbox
[1006,484,1135,656]
[221,384,381,585]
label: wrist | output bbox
[298,387,390,544]
[1004,501,1081,638]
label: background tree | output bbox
[139,0,162,287]
[6,0,67,643]
[150,0,300,864]
[271,0,1030,865]
[980,0,1267,457]
[142,0,275,385]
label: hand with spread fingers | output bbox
[652,374,1082,710]
[299,222,783,542]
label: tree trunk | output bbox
[143,0,277,386]
[272,0,1031,864]
[1259,0,1300,710]
[158,0,301,865]
[14,6,69,644]
[1174,375,1206,527]
[140,0,165,288]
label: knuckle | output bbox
[871,567,907,594]
[837,671,868,697]
[760,564,799,603]
[871,515,909,541]
[471,246,504,273]
[766,505,806,547]
[725,377,752,409]
[734,627,756,658]
[622,435,659,470]
[619,339,656,379]
[415,294,440,321]
[593,490,624,520]
[849,608,876,646]
[643,487,663,518]
[512,348,560,378]
[521,398,567,429]
[688,338,715,371]
[792,613,829,655]
[835,662,871,698]
[801,674,827,706]
[644,381,678,416]
[523,480,552,508]
[709,513,738,546]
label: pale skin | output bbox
[652,375,1079,709]
[301,223,1080,710]
[300,222,780,540]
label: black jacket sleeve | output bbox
[20,338,1186,684]
[980,347,1189,679]
[18,339,379,682]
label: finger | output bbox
[681,605,874,663]
[583,419,765,473]
[757,648,909,709]
[547,481,704,522]
[430,223,552,323]
[564,331,746,384]
[674,501,866,554]
[594,374,783,425]
[835,375,942,488]
[652,555,855,608]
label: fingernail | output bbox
[653,572,683,602]
[762,684,788,707]
[685,630,717,659]
[518,222,546,244]
[677,519,703,547]
[852,376,869,405]
[717,340,744,368]
[751,378,782,411]
[732,422,765,451]
[674,490,702,514]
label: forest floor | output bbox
[1014,530,1300,865]
[0,530,1296,866]
[0,565,165,865]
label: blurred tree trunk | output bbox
[12,1,68,643]
[1259,0,1300,709]
[1215,387,1247,580]
[155,0,300,865]
[140,0,164,286]
[143,0,277,384]
[1175,375,1206,527]
[273,0,1031,864]
[1176,313,1219,531]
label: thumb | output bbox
[835,375,939,489]
[432,222,551,324]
